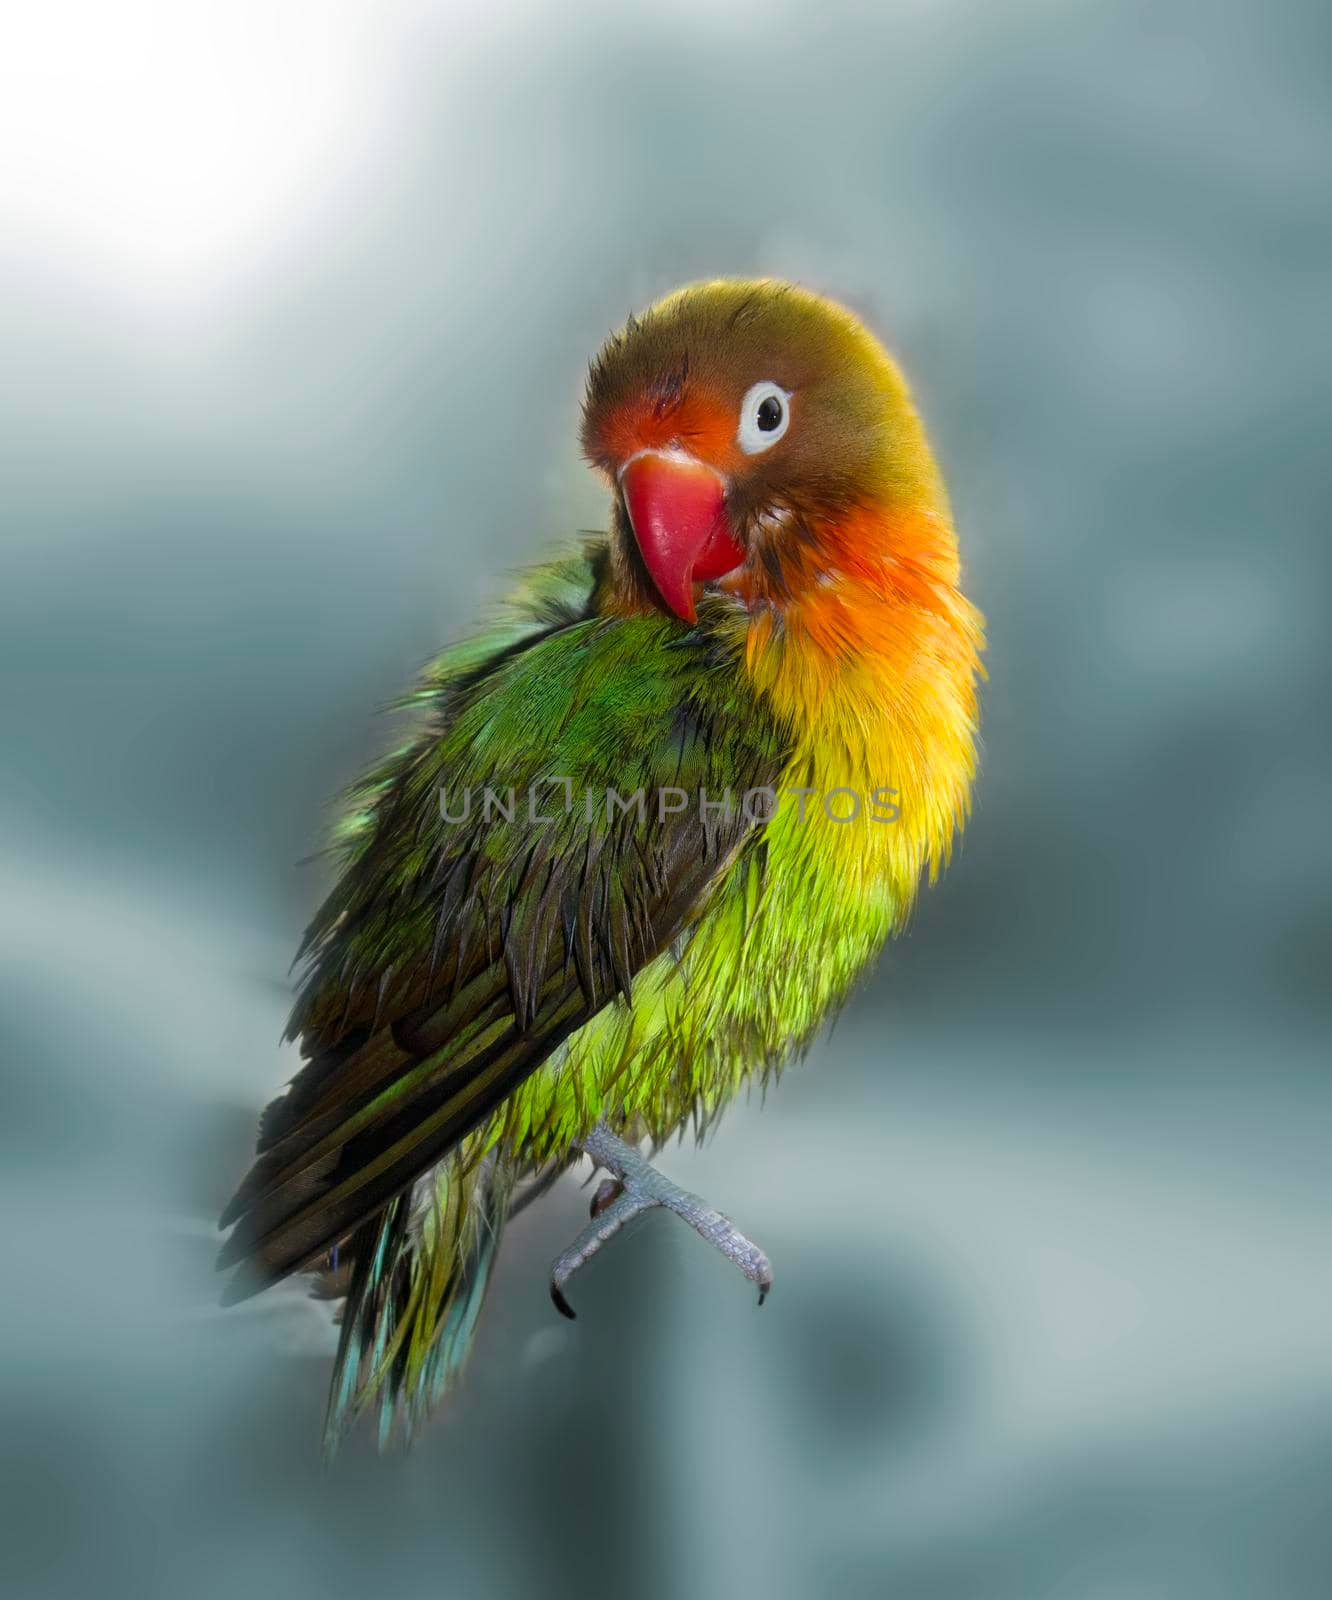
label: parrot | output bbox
[218,278,985,1453]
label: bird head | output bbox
[581,278,952,624]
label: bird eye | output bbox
[737,380,792,455]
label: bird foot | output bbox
[549,1121,772,1319]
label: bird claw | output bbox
[589,1177,624,1219]
[549,1121,773,1320]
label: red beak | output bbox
[619,452,745,622]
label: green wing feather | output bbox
[217,542,788,1306]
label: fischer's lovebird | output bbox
[218,279,985,1451]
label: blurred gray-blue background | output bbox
[2,2,1329,1596]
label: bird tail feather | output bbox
[320,1140,513,1458]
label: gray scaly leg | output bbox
[550,1121,772,1318]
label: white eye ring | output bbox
[736,380,792,455]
